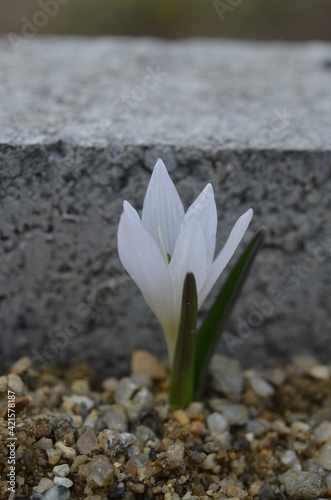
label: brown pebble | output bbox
[125,461,137,479]
[206,474,221,485]
[190,420,204,437]
[35,424,52,440]
[192,412,205,422]
[160,381,169,391]
[131,349,166,380]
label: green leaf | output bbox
[169,272,198,409]
[194,227,265,396]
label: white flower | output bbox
[117,159,253,365]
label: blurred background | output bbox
[1,0,331,40]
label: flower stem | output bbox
[169,272,197,409]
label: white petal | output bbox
[117,203,177,339]
[141,159,185,258]
[184,183,217,266]
[199,208,253,305]
[168,218,208,319]
[123,200,141,222]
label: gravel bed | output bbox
[1,351,331,500]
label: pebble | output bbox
[245,370,275,397]
[33,437,53,450]
[308,364,330,380]
[315,442,331,471]
[221,483,247,499]
[54,442,76,460]
[190,420,205,437]
[35,424,53,440]
[131,374,153,388]
[131,349,166,380]
[10,356,32,375]
[135,424,157,444]
[246,419,270,437]
[7,373,24,395]
[258,483,276,500]
[314,421,331,444]
[108,432,137,453]
[173,409,190,426]
[249,480,263,497]
[208,398,248,426]
[292,355,318,373]
[278,470,326,499]
[270,419,291,435]
[303,459,326,477]
[209,354,244,401]
[207,412,228,434]
[51,415,76,443]
[71,379,90,394]
[77,426,99,454]
[33,478,54,494]
[79,455,113,487]
[281,450,302,471]
[53,464,70,477]
[158,441,185,470]
[202,453,218,470]
[101,404,128,432]
[84,409,99,428]
[127,481,145,494]
[124,387,154,424]
[261,366,286,387]
[40,485,71,500]
[102,376,118,393]
[53,477,73,488]
[186,401,204,418]
[115,378,139,403]
[46,448,62,465]
[62,394,95,413]
[291,420,311,439]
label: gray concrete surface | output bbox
[0,37,331,377]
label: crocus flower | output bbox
[117,159,253,366]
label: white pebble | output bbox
[245,370,274,397]
[53,476,73,488]
[7,373,24,396]
[316,442,331,471]
[314,421,331,444]
[207,412,227,434]
[53,464,70,477]
[281,450,302,470]
[308,365,330,380]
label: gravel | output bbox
[1,351,331,499]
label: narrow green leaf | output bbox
[169,272,198,409]
[194,228,265,396]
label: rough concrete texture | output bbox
[0,37,331,376]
